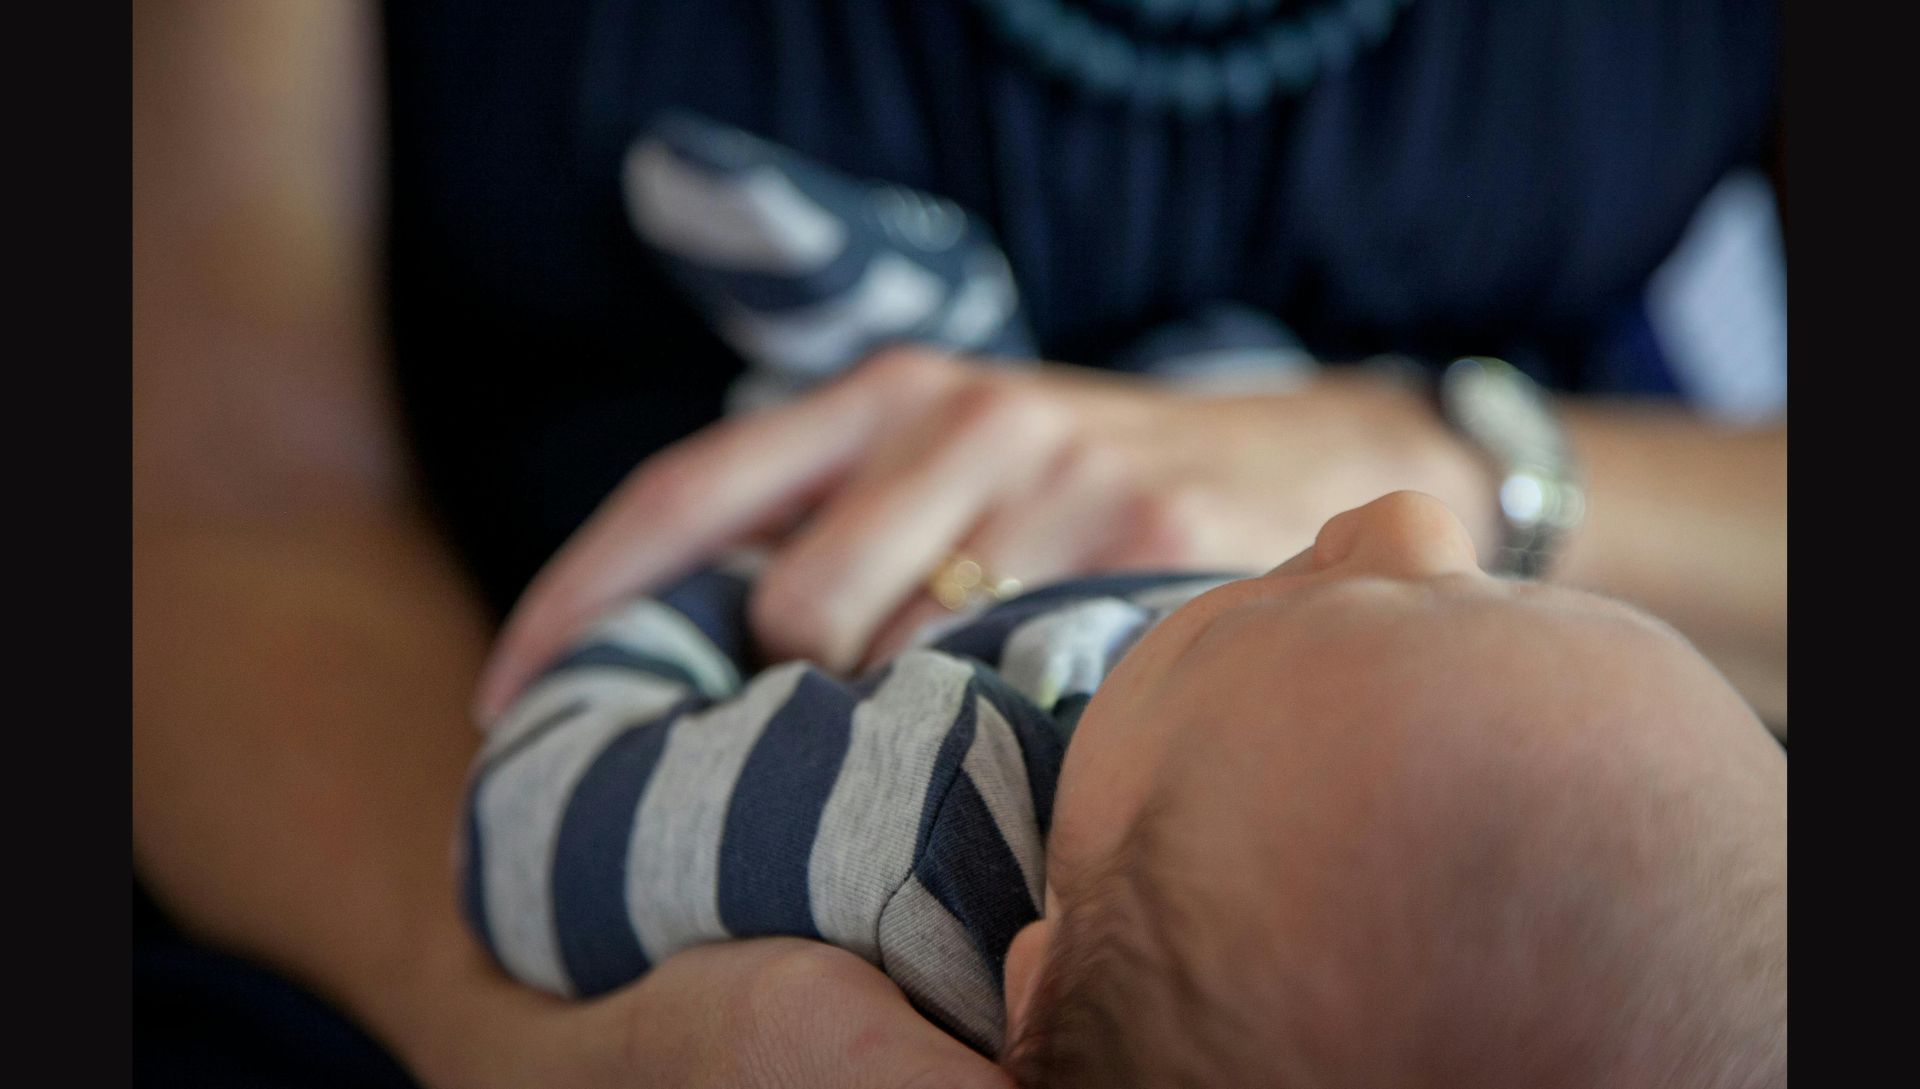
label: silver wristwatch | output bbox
[1435,357,1585,579]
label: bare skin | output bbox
[478,356,1786,732]
[1001,493,1786,1087]
[134,4,1005,1086]
[136,2,1783,1085]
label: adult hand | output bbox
[416,938,1011,1089]
[476,347,1495,715]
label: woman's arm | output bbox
[133,0,534,1070]
[134,5,1007,1086]
[136,512,1011,1089]
[1558,407,1786,729]
[477,356,1786,733]
[134,509,519,1081]
[134,1,521,1065]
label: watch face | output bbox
[1442,357,1567,468]
[1439,357,1584,575]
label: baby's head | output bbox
[1001,492,1785,1088]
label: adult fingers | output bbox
[749,378,1070,672]
[606,939,1014,1089]
[475,352,963,722]
[856,435,1140,671]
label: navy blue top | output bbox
[382,0,1778,612]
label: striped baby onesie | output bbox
[460,567,1232,1054]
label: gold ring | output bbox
[928,553,1023,612]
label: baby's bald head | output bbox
[1002,494,1786,1088]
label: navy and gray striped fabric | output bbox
[475,115,1260,1051]
[461,568,1230,1054]
[624,111,1787,432]
[623,111,1037,413]
[621,112,1318,414]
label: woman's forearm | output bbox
[1554,406,1787,729]
[132,506,1022,1089]
[132,506,548,1084]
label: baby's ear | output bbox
[1002,918,1054,1048]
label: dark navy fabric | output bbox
[134,881,420,1089]
[541,640,709,691]
[659,567,756,660]
[135,2,1781,1081]
[472,698,592,782]
[913,771,1038,991]
[968,663,1070,834]
[932,571,1222,663]
[551,706,686,993]
[384,0,1779,615]
[462,568,1180,1051]
[460,803,495,972]
[636,109,1037,360]
[716,669,859,939]
[931,599,1055,664]
[915,680,983,858]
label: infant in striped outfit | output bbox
[461,493,1786,1087]
[462,552,1219,1056]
